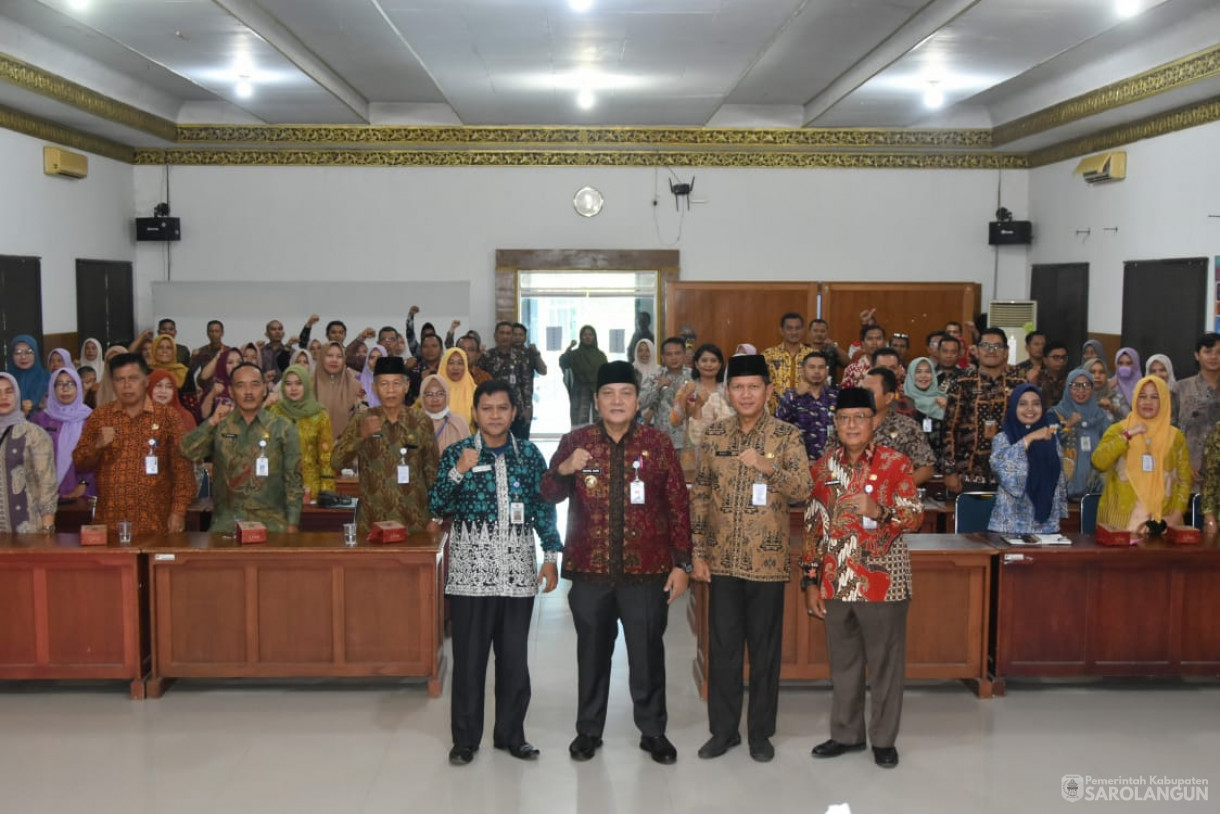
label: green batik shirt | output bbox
[331,406,440,538]
[180,409,304,532]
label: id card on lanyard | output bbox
[145,436,159,475]
[630,457,645,504]
[397,447,410,484]
[256,438,269,477]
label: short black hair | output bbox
[780,312,804,327]
[691,343,726,383]
[378,326,396,338]
[421,333,443,349]
[873,347,901,366]
[474,378,518,410]
[326,320,346,335]
[945,321,962,331]
[801,350,829,366]
[660,336,685,352]
[206,319,224,331]
[860,324,887,342]
[866,367,899,395]
[980,327,1009,345]
[229,362,264,383]
[79,365,96,377]
[158,318,176,330]
[810,318,828,328]
[495,320,514,332]
[1024,330,1046,346]
[512,322,527,333]
[926,330,944,345]
[457,335,479,350]
[938,335,961,351]
[1196,333,1220,352]
[1046,341,1068,355]
[108,352,148,376]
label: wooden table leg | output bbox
[427,654,448,698]
[145,676,175,699]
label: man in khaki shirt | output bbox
[691,354,812,763]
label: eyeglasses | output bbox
[54,381,76,390]
[12,349,33,357]
[422,390,446,399]
[978,342,1006,351]
[1069,382,1092,390]
[834,413,873,425]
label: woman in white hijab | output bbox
[632,338,660,383]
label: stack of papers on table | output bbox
[1003,534,1072,546]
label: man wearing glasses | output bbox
[942,328,1026,494]
[1034,342,1069,406]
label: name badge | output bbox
[630,481,645,504]
[510,501,525,524]
[256,457,269,477]
[145,455,159,475]
[472,464,492,473]
[922,417,933,433]
[862,516,878,530]
[397,465,411,484]
[1142,454,1154,473]
[751,482,768,506]
[1080,435,1092,452]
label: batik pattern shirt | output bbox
[775,385,838,462]
[1198,422,1220,517]
[331,406,439,538]
[478,347,533,416]
[1171,374,1220,480]
[825,410,935,472]
[762,343,814,414]
[181,410,304,532]
[267,403,334,497]
[802,444,921,602]
[541,422,691,582]
[988,433,1069,534]
[1091,423,1191,530]
[74,401,196,535]
[638,367,692,449]
[691,414,813,582]
[430,433,561,597]
[840,355,873,388]
[0,422,57,533]
[943,367,1027,484]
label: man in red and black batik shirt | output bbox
[802,387,921,770]
[542,361,692,766]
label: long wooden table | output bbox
[183,499,356,532]
[142,531,446,698]
[0,534,148,698]
[987,532,1220,693]
[690,523,997,699]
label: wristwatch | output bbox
[679,562,694,574]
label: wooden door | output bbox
[1121,257,1207,375]
[819,281,980,354]
[663,282,817,357]
[76,259,134,348]
[1030,263,1088,354]
[0,255,43,365]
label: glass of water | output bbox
[343,522,357,546]
[118,521,133,545]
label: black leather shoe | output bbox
[639,734,677,765]
[697,733,742,759]
[448,745,477,765]
[748,739,775,763]
[811,739,867,758]
[496,742,540,760]
[873,746,899,768]
[569,734,603,761]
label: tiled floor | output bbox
[2,437,1217,812]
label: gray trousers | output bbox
[824,599,909,748]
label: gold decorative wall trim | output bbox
[0,52,178,143]
[175,123,993,150]
[133,147,1027,169]
[993,45,1220,146]
[0,103,135,163]
[1027,95,1220,168]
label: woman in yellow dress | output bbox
[1091,375,1190,534]
[268,364,334,497]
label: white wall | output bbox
[1028,118,1220,334]
[133,162,1029,346]
[0,128,135,334]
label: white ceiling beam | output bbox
[211,0,370,122]
[802,0,981,126]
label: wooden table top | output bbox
[0,533,140,553]
[137,530,443,553]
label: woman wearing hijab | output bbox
[1111,347,1141,412]
[632,338,660,383]
[359,344,387,408]
[46,347,74,373]
[0,373,58,533]
[437,347,477,428]
[291,348,314,372]
[988,384,1068,534]
[78,337,104,370]
[1092,375,1190,534]
[94,345,129,408]
[200,347,242,419]
[1086,357,1127,420]
[147,369,197,431]
[1080,339,1105,367]
[8,334,51,417]
[559,325,608,428]
[418,373,470,454]
[1145,354,1176,386]
[904,356,947,465]
[1050,368,1111,500]
[150,334,190,390]
[31,367,96,500]
[269,364,335,497]
[313,341,363,441]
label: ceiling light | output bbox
[235,79,254,99]
[576,89,596,110]
[923,84,944,109]
[569,0,594,12]
[1115,0,1141,19]
[68,0,89,9]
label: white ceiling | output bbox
[0,0,1214,139]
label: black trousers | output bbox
[449,595,535,749]
[568,579,669,739]
[707,576,785,744]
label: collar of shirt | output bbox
[474,431,519,457]
[596,421,638,448]
[831,441,879,469]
